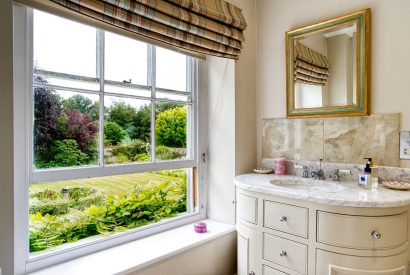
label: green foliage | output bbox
[61,95,99,121]
[134,153,150,162]
[104,121,128,145]
[107,101,137,130]
[112,139,150,160]
[156,145,175,160]
[155,107,187,147]
[133,104,151,142]
[29,187,104,216]
[29,182,187,252]
[48,140,88,167]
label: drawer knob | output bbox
[249,272,255,275]
[371,230,382,239]
[279,250,287,257]
[280,216,287,222]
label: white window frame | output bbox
[13,4,207,273]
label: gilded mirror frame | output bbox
[286,9,371,118]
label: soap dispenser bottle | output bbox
[359,158,372,189]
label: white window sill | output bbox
[28,219,236,275]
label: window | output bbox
[26,9,200,264]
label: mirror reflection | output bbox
[294,22,357,109]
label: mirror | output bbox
[286,9,370,118]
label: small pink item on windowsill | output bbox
[194,222,207,233]
[274,158,286,175]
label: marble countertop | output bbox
[235,173,410,208]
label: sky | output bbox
[33,10,187,109]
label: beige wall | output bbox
[0,0,16,274]
[256,0,410,168]
[204,0,257,225]
[134,232,237,275]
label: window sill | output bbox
[28,219,236,275]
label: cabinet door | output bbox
[316,249,407,275]
[237,222,257,275]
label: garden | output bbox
[30,78,190,253]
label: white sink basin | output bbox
[270,178,347,192]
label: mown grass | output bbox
[29,172,185,196]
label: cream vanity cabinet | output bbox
[236,187,409,275]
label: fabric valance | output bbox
[42,0,247,59]
[294,42,330,86]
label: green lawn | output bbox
[29,172,185,196]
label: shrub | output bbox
[48,140,88,167]
[29,187,104,216]
[112,139,150,160]
[29,182,186,252]
[134,153,150,162]
[61,94,99,121]
[155,107,186,147]
[104,121,128,145]
[155,145,174,160]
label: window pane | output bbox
[156,47,187,91]
[105,83,151,98]
[34,74,100,91]
[33,88,100,170]
[155,103,190,160]
[33,10,96,77]
[29,169,190,254]
[104,96,151,164]
[156,91,190,102]
[105,32,147,85]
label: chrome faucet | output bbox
[311,159,325,180]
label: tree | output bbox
[104,121,128,145]
[62,95,99,121]
[33,76,62,160]
[107,101,137,129]
[155,107,187,148]
[132,104,151,142]
[58,111,99,161]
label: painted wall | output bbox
[0,0,16,274]
[134,232,237,275]
[256,0,410,168]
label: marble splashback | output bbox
[262,158,410,183]
[262,113,400,167]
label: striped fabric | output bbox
[49,0,247,59]
[294,42,330,86]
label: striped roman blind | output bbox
[294,42,330,85]
[26,0,247,59]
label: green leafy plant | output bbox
[134,153,150,162]
[112,139,150,160]
[155,106,187,148]
[29,182,187,252]
[104,121,128,146]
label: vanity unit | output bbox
[235,174,410,275]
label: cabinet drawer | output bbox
[264,200,308,238]
[317,211,408,250]
[263,265,288,275]
[263,233,307,274]
[316,249,407,275]
[237,193,258,224]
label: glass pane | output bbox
[156,47,187,91]
[156,91,190,102]
[29,169,190,254]
[104,96,151,164]
[33,88,99,170]
[33,10,96,77]
[105,83,151,98]
[34,74,100,91]
[155,103,189,160]
[105,32,147,85]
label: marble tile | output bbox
[323,113,400,166]
[262,118,323,161]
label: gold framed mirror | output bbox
[286,9,371,118]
